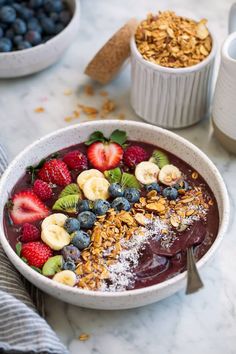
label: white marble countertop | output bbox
[0,1,236,353]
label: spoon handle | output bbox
[186,247,204,294]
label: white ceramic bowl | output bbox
[0,0,80,78]
[130,17,217,129]
[0,120,230,309]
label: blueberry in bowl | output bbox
[0,0,80,78]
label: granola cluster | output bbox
[75,182,211,291]
[135,11,212,68]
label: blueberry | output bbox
[13,18,27,35]
[5,28,14,39]
[49,12,59,22]
[77,211,96,229]
[0,22,8,31]
[93,199,110,216]
[13,35,23,45]
[44,0,63,13]
[123,188,140,203]
[40,16,55,34]
[25,30,42,45]
[145,182,161,193]
[29,0,44,9]
[0,0,6,5]
[54,22,64,34]
[18,7,34,21]
[108,183,124,198]
[162,187,178,200]
[174,180,189,191]
[77,200,93,213]
[27,18,42,33]
[71,230,90,250]
[17,40,32,50]
[0,28,3,38]
[0,37,12,52]
[59,10,71,25]
[62,259,76,271]
[111,197,131,211]
[62,245,80,262]
[64,217,80,233]
[0,6,16,24]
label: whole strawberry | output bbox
[38,159,71,186]
[21,241,53,268]
[21,223,40,242]
[33,179,52,201]
[123,146,149,169]
[63,150,88,171]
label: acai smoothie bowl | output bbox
[0,120,229,309]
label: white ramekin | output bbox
[0,0,80,78]
[0,120,229,310]
[130,24,217,129]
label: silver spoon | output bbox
[186,247,204,294]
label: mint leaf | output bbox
[31,266,42,274]
[104,167,122,183]
[121,173,141,189]
[110,130,127,146]
[85,131,106,146]
[21,257,28,263]
[16,242,22,257]
[26,158,46,184]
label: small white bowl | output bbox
[130,19,217,129]
[0,0,80,78]
[0,120,229,310]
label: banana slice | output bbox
[53,270,77,287]
[41,224,71,251]
[77,169,104,190]
[158,164,182,186]
[135,161,160,185]
[83,177,110,201]
[41,213,67,230]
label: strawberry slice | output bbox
[10,190,50,225]
[38,159,71,186]
[87,142,123,172]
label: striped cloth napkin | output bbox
[0,145,69,354]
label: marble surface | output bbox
[0,0,236,353]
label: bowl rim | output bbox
[130,18,217,74]
[0,0,79,57]
[0,120,230,299]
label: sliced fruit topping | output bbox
[104,167,122,184]
[21,223,40,243]
[33,179,52,201]
[53,270,77,286]
[38,159,71,186]
[21,241,53,268]
[87,141,123,172]
[59,183,81,199]
[158,164,182,186]
[121,172,141,189]
[10,191,50,225]
[83,177,110,201]
[135,161,160,185]
[52,195,81,213]
[63,150,88,171]
[123,145,149,168]
[41,213,68,230]
[42,255,63,277]
[77,169,104,190]
[41,224,71,251]
[149,150,169,169]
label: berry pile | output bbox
[0,0,72,52]
[6,129,194,288]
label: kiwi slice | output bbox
[42,255,63,277]
[150,150,169,169]
[59,183,81,198]
[53,194,81,213]
[104,167,122,183]
[121,172,141,189]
